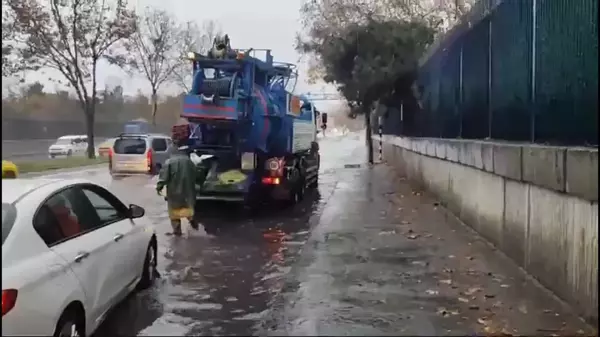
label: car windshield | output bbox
[114,138,147,154]
[2,203,17,245]
[55,139,73,145]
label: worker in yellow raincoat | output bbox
[156,136,199,236]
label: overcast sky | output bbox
[6,0,341,112]
[5,0,471,115]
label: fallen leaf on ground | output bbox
[484,294,496,299]
[458,297,469,303]
[465,287,481,295]
[443,268,454,273]
[469,304,480,310]
[425,289,439,295]
[440,279,452,285]
[500,284,510,288]
[448,255,456,259]
[477,318,488,325]
[500,328,515,336]
[466,256,475,260]
[407,234,420,239]
[424,233,433,238]
[537,328,560,333]
[379,230,396,236]
[518,304,528,314]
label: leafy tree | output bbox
[110,7,182,126]
[297,0,441,163]
[25,82,45,96]
[5,0,136,158]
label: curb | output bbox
[21,163,108,178]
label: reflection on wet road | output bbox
[48,134,363,337]
[39,132,595,337]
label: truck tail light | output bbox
[261,177,280,185]
[2,289,17,316]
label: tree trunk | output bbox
[85,104,96,159]
[151,88,158,126]
[364,106,374,164]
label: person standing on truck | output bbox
[156,125,200,236]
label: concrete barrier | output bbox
[379,135,598,324]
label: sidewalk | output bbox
[263,155,595,336]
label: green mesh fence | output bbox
[490,0,533,141]
[534,0,598,145]
[408,0,598,145]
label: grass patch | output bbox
[15,157,108,174]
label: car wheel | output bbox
[137,241,157,290]
[3,171,16,179]
[67,150,73,157]
[54,309,85,337]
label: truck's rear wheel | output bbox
[289,169,305,205]
[296,177,306,201]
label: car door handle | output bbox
[74,252,89,263]
[113,233,124,242]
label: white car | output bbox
[48,135,88,158]
[2,178,157,337]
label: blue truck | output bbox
[179,36,323,208]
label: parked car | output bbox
[48,135,88,158]
[2,178,157,336]
[95,138,116,158]
[2,160,18,179]
[109,133,173,175]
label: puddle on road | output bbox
[81,136,366,336]
[97,178,330,337]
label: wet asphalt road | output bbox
[40,133,365,336]
[36,133,595,336]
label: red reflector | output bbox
[2,289,17,316]
[261,177,280,185]
[146,149,153,170]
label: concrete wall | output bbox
[378,135,598,324]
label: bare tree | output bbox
[172,20,222,93]
[113,7,182,125]
[6,0,136,158]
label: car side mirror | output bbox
[129,204,145,219]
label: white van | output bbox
[48,135,88,158]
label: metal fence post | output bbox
[487,16,493,138]
[378,115,383,162]
[400,101,404,136]
[531,0,538,142]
